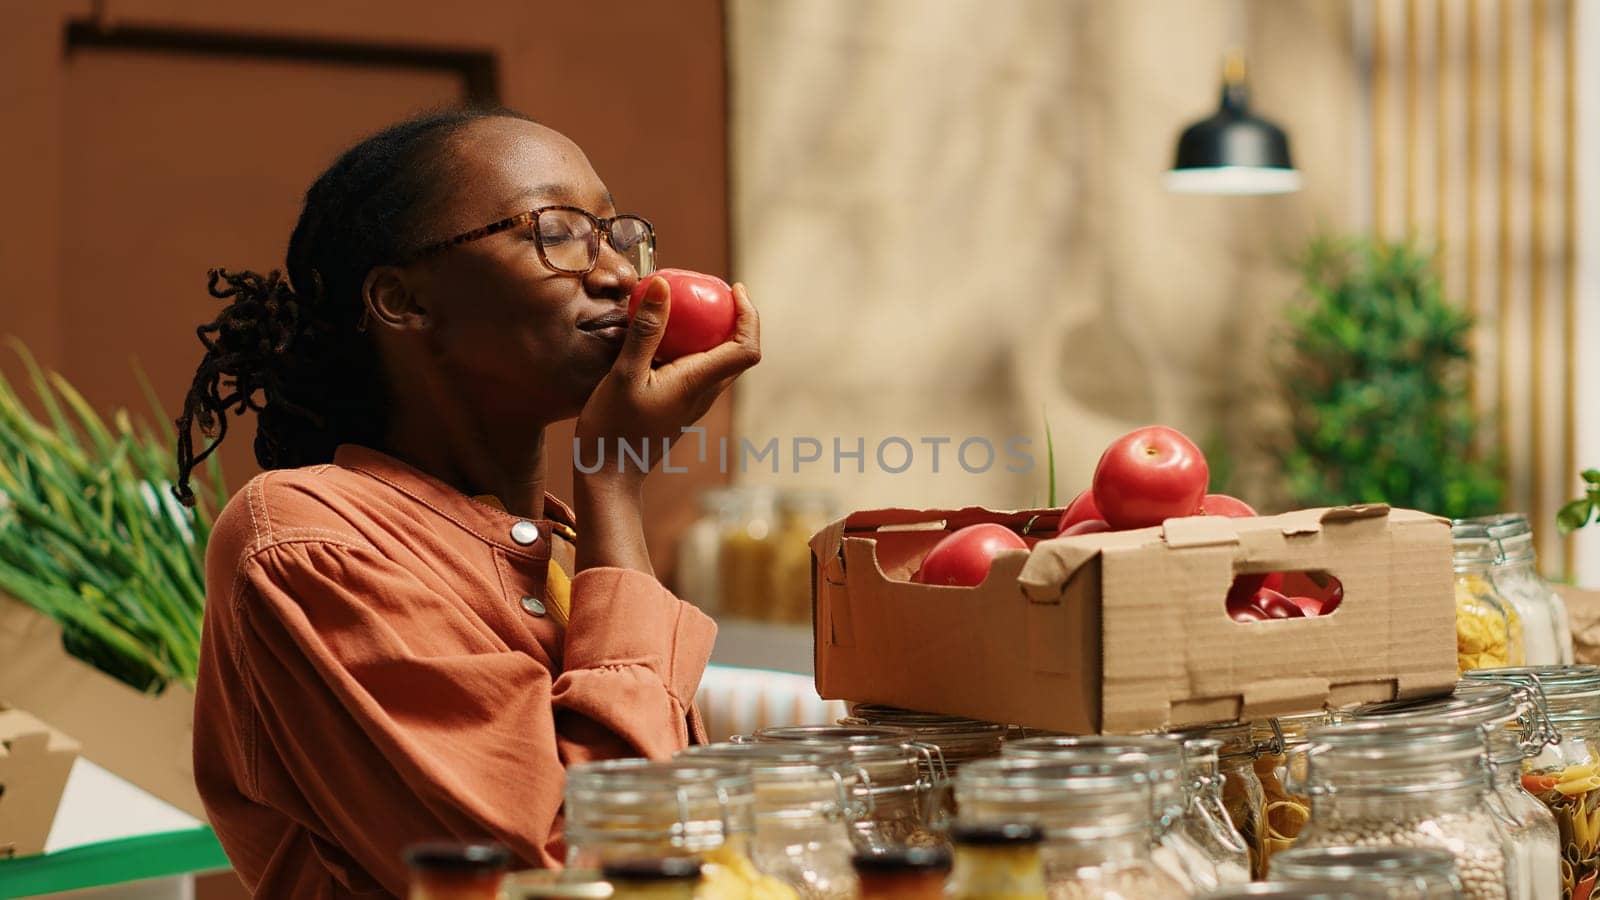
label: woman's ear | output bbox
[362,265,431,332]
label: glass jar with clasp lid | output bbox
[954,757,1187,899]
[1272,846,1466,899]
[1291,719,1517,900]
[561,758,798,899]
[1172,738,1252,887]
[1468,514,1575,665]
[1352,680,1561,900]
[837,706,1006,829]
[1464,665,1600,899]
[749,725,947,851]
[1250,711,1334,873]
[676,742,864,899]
[1165,722,1269,879]
[1455,522,1525,673]
[1001,734,1219,892]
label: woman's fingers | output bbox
[614,275,670,378]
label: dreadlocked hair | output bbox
[174,106,536,506]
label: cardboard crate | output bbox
[0,704,79,858]
[0,596,201,818]
[811,504,1458,734]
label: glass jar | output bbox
[842,705,1007,826]
[719,486,778,620]
[1175,739,1251,886]
[562,759,798,900]
[1464,665,1600,900]
[752,725,945,850]
[1475,514,1575,665]
[1167,722,1267,878]
[1352,681,1562,900]
[677,743,862,899]
[851,847,951,899]
[1294,720,1517,900]
[1001,735,1215,892]
[954,757,1187,899]
[1455,522,1525,674]
[1251,712,1333,873]
[771,490,836,625]
[676,488,736,615]
[602,859,702,900]
[1272,846,1466,899]
[402,841,508,900]
[500,871,613,900]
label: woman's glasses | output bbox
[407,205,655,276]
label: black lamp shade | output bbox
[1167,70,1301,195]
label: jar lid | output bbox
[1271,846,1461,886]
[601,858,703,883]
[1201,882,1388,899]
[949,822,1045,846]
[1352,681,1555,763]
[1000,735,1184,823]
[1451,522,1498,567]
[1464,665,1600,722]
[955,757,1155,840]
[677,743,862,821]
[1165,722,1255,760]
[563,760,755,849]
[754,724,913,747]
[851,847,952,874]
[1305,720,1490,794]
[402,840,511,872]
[1459,513,1538,564]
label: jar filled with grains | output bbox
[1271,846,1466,899]
[1464,665,1600,900]
[1001,735,1220,892]
[1294,719,1516,900]
[1351,681,1562,900]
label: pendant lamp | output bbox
[1165,50,1301,195]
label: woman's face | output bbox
[398,116,642,423]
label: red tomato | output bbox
[1200,493,1257,518]
[1092,426,1210,530]
[1059,519,1112,536]
[1253,588,1306,619]
[1060,490,1104,529]
[913,524,1028,587]
[627,268,737,362]
[1321,581,1343,614]
[1261,572,1286,593]
[1229,604,1269,623]
[1288,595,1325,616]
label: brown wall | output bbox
[0,0,730,581]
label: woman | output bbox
[176,108,759,897]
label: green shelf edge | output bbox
[0,826,229,898]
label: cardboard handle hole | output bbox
[1226,570,1343,623]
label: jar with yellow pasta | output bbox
[1249,713,1333,876]
[1455,522,1524,674]
[563,758,799,900]
[1465,665,1600,900]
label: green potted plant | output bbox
[1274,235,1503,519]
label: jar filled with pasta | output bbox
[954,757,1188,899]
[562,758,798,900]
[1455,522,1525,673]
[1272,846,1466,899]
[1166,723,1267,878]
[1251,713,1330,874]
[1352,681,1561,900]
[751,725,944,851]
[1476,514,1575,665]
[677,743,864,899]
[1174,739,1252,886]
[1001,734,1218,892]
[1294,719,1517,900]
[1464,665,1600,899]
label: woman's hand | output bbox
[572,276,759,575]
[574,276,761,483]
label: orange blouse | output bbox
[192,445,716,898]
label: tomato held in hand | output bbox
[1200,493,1257,518]
[627,268,737,362]
[913,523,1028,587]
[1092,426,1210,530]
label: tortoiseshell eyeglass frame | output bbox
[404,205,656,276]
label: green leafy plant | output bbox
[1276,235,1503,519]
[0,341,225,692]
[1558,470,1600,534]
